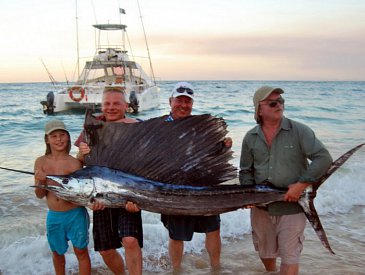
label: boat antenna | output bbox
[90,0,98,49]
[118,5,126,52]
[136,0,156,84]
[75,0,80,77]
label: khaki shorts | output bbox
[251,207,306,265]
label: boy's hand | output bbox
[34,169,47,184]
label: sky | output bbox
[0,0,364,83]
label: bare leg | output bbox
[205,229,221,269]
[122,236,142,275]
[52,252,66,275]
[169,238,184,270]
[280,263,299,275]
[99,249,125,275]
[73,247,91,275]
[261,258,277,272]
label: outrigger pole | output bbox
[136,0,156,85]
[40,59,58,88]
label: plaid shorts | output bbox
[93,208,143,251]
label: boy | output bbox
[34,120,91,275]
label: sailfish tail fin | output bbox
[314,143,365,191]
[298,187,335,254]
[299,143,364,254]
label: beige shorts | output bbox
[251,207,306,265]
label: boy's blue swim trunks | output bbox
[46,207,89,255]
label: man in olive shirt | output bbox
[239,86,332,275]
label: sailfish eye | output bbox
[62,178,69,185]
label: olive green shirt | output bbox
[239,117,332,215]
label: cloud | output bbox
[147,32,365,80]
[151,32,364,57]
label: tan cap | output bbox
[45,120,69,135]
[253,86,284,123]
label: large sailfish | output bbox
[1,111,362,254]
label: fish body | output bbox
[40,165,332,253]
[44,165,286,216]
[39,143,365,255]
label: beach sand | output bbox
[90,206,365,275]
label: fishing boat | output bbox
[41,7,159,115]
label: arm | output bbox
[74,130,90,163]
[239,135,255,186]
[285,124,333,202]
[297,124,333,186]
[76,142,91,163]
[33,158,48,199]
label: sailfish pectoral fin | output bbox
[298,190,335,254]
[89,193,127,208]
[102,193,128,208]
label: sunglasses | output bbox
[262,97,285,108]
[176,87,194,95]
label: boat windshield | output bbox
[76,62,149,86]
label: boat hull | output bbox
[43,84,159,114]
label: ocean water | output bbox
[0,81,364,274]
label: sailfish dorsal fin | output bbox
[83,111,237,186]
